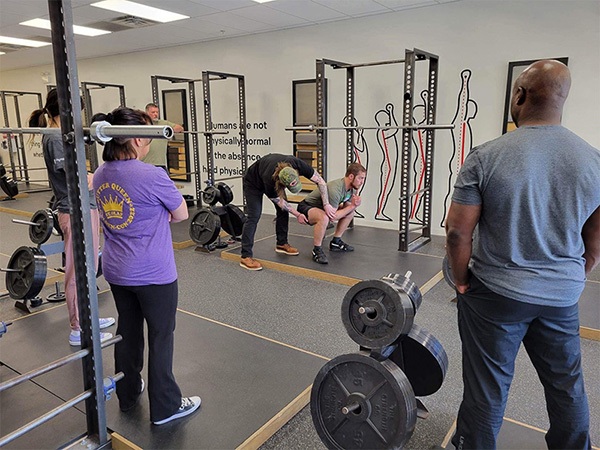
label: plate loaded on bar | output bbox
[310,353,417,450]
[11,208,59,245]
[4,246,47,299]
[189,207,221,246]
[216,182,234,205]
[202,185,220,206]
[341,272,421,349]
[389,324,448,397]
[223,205,246,237]
[312,271,448,449]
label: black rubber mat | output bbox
[0,292,327,449]
[0,364,88,449]
[442,418,549,449]
[224,227,444,288]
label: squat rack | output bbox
[0,90,49,193]
[81,81,126,172]
[313,49,441,252]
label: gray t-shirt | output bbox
[452,125,600,307]
[43,134,97,213]
[141,119,177,167]
[303,178,352,208]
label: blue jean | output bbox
[452,275,591,450]
[241,181,289,258]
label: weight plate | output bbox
[216,182,234,205]
[382,273,422,313]
[46,292,66,303]
[0,164,6,177]
[0,176,18,198]
[442,255,455,288]
[189,207,221,246]
[224,205,246,237]
[390,324,448,397]
[311,353,417,450]
[6,246,47,300]
[29,209,54,245]
[342,279,415,349]
[202,186,220,206]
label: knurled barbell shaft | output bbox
[285,124,454,131]
[0,123,174,144]
[12,219,40,226]
[180,130,229,135]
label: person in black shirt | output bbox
[240,153,335,271]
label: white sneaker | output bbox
[99,317,115,329]
[69,330,113,346]
[152,396,201,425]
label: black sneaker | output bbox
[330,239,354,252]
[312,248,328,264]
[153,396,201,425]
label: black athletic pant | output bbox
[110,281,182,423]
[241,182,289,258]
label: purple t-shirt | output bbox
[93,159,183,286]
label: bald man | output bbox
[446,60,599,449]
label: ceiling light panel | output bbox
[0,36,51,47]
[91,0,190,23]
[20,18,111,36]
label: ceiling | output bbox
[0,0,459,72]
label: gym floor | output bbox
[0,189,598,449]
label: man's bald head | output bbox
[510,60,571,127]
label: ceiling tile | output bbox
[312,0,391,16]
[374,0,438,8]
[187,0,259,12]
[229,5,310,27]
[265,0,348,22]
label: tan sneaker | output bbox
[275,243,299,256]
[240,257,263,271]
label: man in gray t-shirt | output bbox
[297,163,366,264]
[446,60,599,449]
[142,103,184,169]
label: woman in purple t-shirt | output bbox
[92,107,201,425]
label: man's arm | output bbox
[271,197,308,224]
[582,206,600,275]
[445,201,481,293]
[309,171,336,219]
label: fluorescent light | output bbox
[253,0,277,3]
[0,36,51,47]
[20,19,111,37]
[91,0,189,23]
[0,52,5,55]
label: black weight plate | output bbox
[342,279,415,349]
[0,164,5,177]
[382,272,422,313]
[202,186,220,206]
[216,182,234,205]
[224,205,246,237]
[29,209,54,245]
[0,176,18,198]
[442,255,455,288]
[6,246,47,300]
[311,353,417,450]
[47,292,66,302]
[390,324,448,397]
[189,207,221,245]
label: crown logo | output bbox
[100,194,124,220]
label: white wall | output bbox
[1,0,598,235]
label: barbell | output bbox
[286,124,454,132]
[189,204,247,246]
[12,208,60,244]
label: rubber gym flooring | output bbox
[1,190,599,449]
